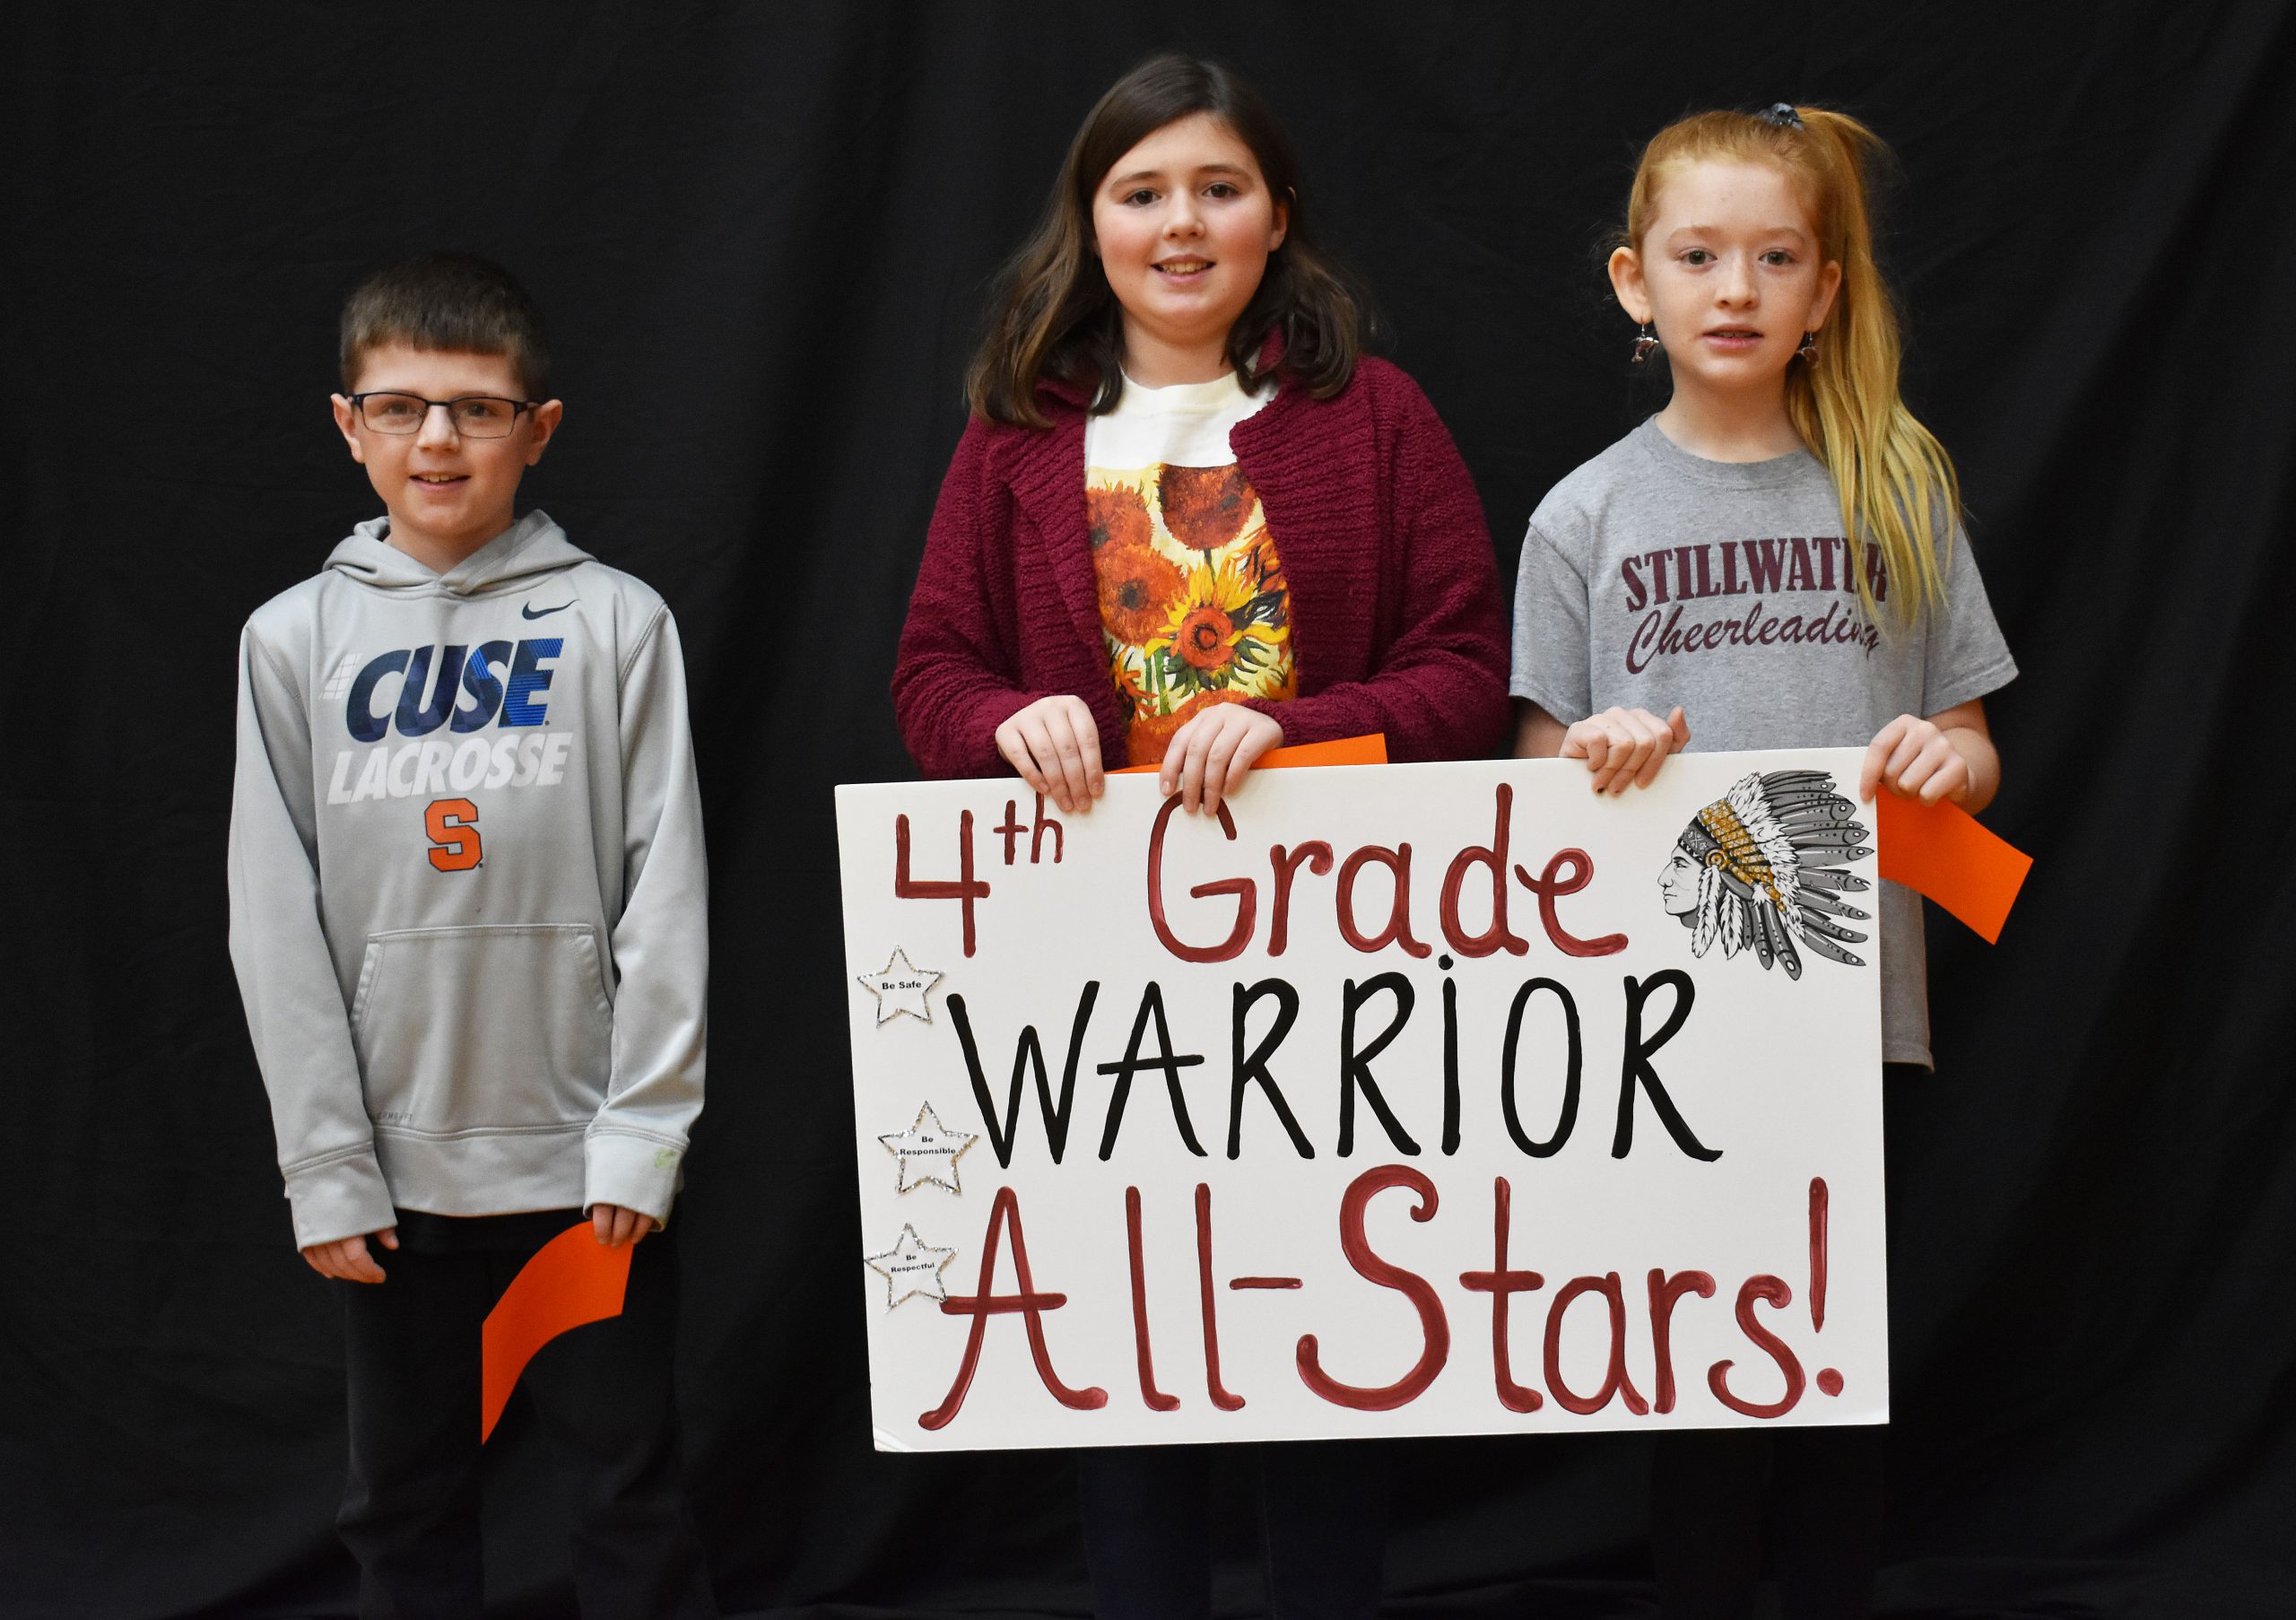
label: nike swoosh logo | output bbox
[521,601,574,620]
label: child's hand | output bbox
[1860,713,1972,805]
[1560,706,1690,794]
[592,1204,651,1248]
[1161,706,1283,817]
[302,1225,396,1285]
[995,696,1105,813]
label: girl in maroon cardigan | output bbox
[892,53,1507,1620]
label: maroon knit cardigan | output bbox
[891,357,1509,780]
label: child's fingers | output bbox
[1894,746,1939,801]
[1228,714,1281,785]
[996,720,1054,806]
[995,697,1102,812]
[340,1236,386,1285]
[1180,719,1225,814]
[1045,710,1093,814]
[1013,758,1053,806]
[1164,732,1193,810]
[1915,745,1968,805]
[1596,723,1634,794]
[1022,713,1080,813]
[1614,711,1668,795]
[1569,708,1685,794]
[1599,715,1649,794]
[1578,727,1612,786]
[1024,711,1071,811]
[1631,715,1678,788]
[593,1204,643,1247]
[1157,715,1195,798]
[1200,720,1245,816]
[1858,717,1910,801]
[1061,697,1105,801]
[1881,727,1929,797]
[1898,735,1964,801]
[1182,720,1216,814]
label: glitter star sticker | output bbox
[878,1102,979,1196]
[855,947,944,1025]
[863,1224,957,1310]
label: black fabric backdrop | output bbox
[6,4,2293,1616]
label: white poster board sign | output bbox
[836,751,1886,1451]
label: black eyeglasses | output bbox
[345,392,541,438]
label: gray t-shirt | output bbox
[1510,416,2017,1066]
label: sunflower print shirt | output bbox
[1083,371,1295,766]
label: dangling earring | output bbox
[1631,324,1660,363]
[1797,331,1820,364]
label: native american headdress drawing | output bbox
[1660,771,1874,979]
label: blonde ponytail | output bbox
[1623,107,1955,626]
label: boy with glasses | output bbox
[229,252,716,1616]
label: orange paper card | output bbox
[1110,733,1389,775]
[1874,792,2032,944]
[480,1223,634,1441]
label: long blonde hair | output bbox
[1625,107,1956,625]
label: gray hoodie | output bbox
[229,511,707,1249]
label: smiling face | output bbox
[330,344,561,572]
[1657,849,1703,915]
[1610,158,1841,405]
[1090,112,1288,386]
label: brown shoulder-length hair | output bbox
[966,53,1373,426]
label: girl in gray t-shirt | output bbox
[1510,103,2015,1616]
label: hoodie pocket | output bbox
[351,924,613,1133]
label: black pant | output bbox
[1648,1062,1922,1618]
[1076,1441,1387,1620]
[1651,1424,1883,1619]
[337,1210,715,1620]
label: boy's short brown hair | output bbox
[339,252,551,399]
